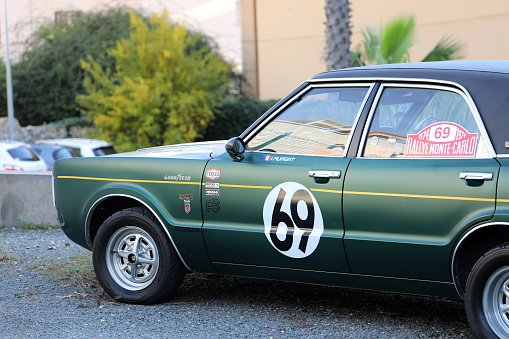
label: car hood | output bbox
[113,141,227,160]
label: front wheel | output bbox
[93,207,185,304]
[465,245,509,338]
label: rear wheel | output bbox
[465,245,509,338]
[93,207,185,304]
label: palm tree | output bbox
[324,0,352,70]
[351,15,463,67]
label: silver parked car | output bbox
[0,141,47,171]
[29,144,79,170]
[36,138,116,157]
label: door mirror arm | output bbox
[225,137,246,161]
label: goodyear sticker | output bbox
[406,122,478,157]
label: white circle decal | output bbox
[263,182,324,258]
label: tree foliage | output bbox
[12,7,138,126]
[200,98,278,141]
[351,16,463,66]
[77,11,233,152]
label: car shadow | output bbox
[171,273,474,337]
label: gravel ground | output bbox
[0,228,475,338]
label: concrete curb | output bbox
[0,171,57,227]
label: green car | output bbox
[54,61,509,338]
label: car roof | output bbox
[0,140,29,150]
[36,138,112,148]
[311,61,509,80]
[308,60,509,155]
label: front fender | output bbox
[53,155,216,273]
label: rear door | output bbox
[343,83,499,282]
[202,84,373,274]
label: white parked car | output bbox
[36,138,116,157]
[0,140,47,171]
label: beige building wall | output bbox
[242,0,509,100]
[240,0,327,100]
[350,0,509,62]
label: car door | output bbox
[202,84,373,274]
[343,83,499,282]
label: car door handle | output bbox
[459,172,493,181]
[309,170,341,179]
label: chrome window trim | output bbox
[307,77,473,86]
[496,154,509,158]
[85,194,192,271]
[356,82,496,159]
[450,222,509,296]
[52,173,56,208]
[243,83,376,158]
[343,84,376,154]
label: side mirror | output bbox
[225,137,245,161]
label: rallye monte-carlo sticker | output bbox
[263,182,324,259]
[405,122,478,157]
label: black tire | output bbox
[92,207,185,304]
[465,245,509,338]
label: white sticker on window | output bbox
[263,182,324,258]
[405,122,478,157]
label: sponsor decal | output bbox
[174,226,200,233]
[394,144,403,155]
[369,136,379,146]
[264,156,295,162]
[184,200,191,214]
[406,122,478,157]
[164,174,191,181]
[205,189,220,196]
[206,169,220,180]
[263,182,324,259]
[378,145,387,155]
[205,182,220,188]
[206,198,221,213]
[179,194,193,200]
[387,138,396,146]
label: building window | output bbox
[55,11,79,25]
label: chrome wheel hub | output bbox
[105,226,159,291]
[483,267,509,338]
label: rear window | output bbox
[62,146,82,157]
[53,148,74,160]
[8,147,39,161]
[93,146,116,156]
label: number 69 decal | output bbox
[263,182,324,258]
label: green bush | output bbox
[201,98,279,141]
[78,11,233,152]
[12,7,142,126]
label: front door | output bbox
[202,85,373,274]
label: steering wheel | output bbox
[414,117,439,132]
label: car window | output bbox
[93,146,116,156]
[65,147,82,157]
[362,86,491,158]
[246,87,370,156]
[53,148,74,160]
[7,146,40,161]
